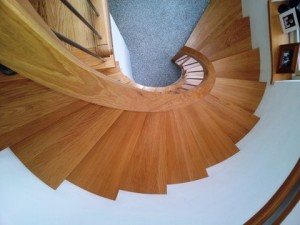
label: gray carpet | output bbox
[108,0,210,87]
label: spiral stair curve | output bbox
[0,0,266,200]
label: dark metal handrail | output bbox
[60,0,102,39]
[87,0,100,16]
[53,30,105,62]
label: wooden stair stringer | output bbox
[11,105,123,189]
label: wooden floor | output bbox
[0,0,267,200]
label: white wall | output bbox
[110,15,133,80]
[0,1,299,225]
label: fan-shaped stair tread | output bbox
[177,104,239,167]
[11,105,123,189]
[186,0,242,51]
[166,111,208,184]
[0,79,77,135]
[67,111,147,200]
[200,95,259,143]
[120,112,168,194]
[210,78,266,113]
[0,100,88,150]
[0,73,27,82]
[212,49,260,81]
[200,17,252,61]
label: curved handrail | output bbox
[245,159,300,225]
[0,0,215,112]
[127,51,206,94]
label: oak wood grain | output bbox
[67,111,147,200]
[120,112,168,194]
[0,80,78,134]
[210,78,266,113]
[201,94,259,143]
[200,17,252,61]
[166,111,208,184]
[0,100,88,150]
[186,0,242,51]
[11,105,123,189]
[177,103,239,167]
[212,49,260,81]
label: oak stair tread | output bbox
[67,111,147,200]
[210,78,266,113]
[120,112,168,194]
[200,17,252,61]
[166,111,208,184]
[212,49,260,81]
[0,79,78,135]
[186,0,242,51]
[0,100,88,150]
[11,104,123,189]
[201,94,260,143]
[176,104,239,167]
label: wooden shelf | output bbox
[268,0,292,84]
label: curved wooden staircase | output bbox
[0,0,266,200]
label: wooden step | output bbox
[186,0,242,51]
[120,112,168,194]
[0,80,77,135]
[67,111,147,200]
[212,49,260,81]
[200,17,252,61]
[210,78,266,113]
[201,95,260,143]
[11,105,123,189]
[176,104,239,167]
[166,111,208,184]
[0,100,88,150]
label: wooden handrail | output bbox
[244,159,300,225]
[0,0,215,112]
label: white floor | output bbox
[0,1,300,225]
